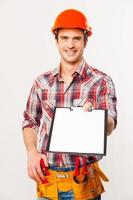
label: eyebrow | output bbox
[59,36,69,39]
[59,35,83,40]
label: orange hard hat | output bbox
[51,9,92,36]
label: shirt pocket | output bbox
[41,99,56,120]
[81,88,98,107]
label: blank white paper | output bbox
[48,107,107,155]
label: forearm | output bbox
[107,116,115,136]
[23,127,38,152]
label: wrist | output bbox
[27,145,37,153]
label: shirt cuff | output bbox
[22,120,39,133]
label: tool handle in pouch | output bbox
[40,158,50,184]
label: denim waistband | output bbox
[48,165,75,172]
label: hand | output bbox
[107,116,115,135]
[27,148,48,183]
[83,102,93,112]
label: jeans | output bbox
[37,190,101,200]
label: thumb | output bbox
[83,102,93,112]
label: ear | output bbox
[84,39,88,48]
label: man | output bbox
[22,9,117,200]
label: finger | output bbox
[31,166,42,183]
[28,169,38,182]
[28,168,33,179]
[36,163,45,180]
[27,165,35,179]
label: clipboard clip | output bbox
[70,107,73,111]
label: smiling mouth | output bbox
[65,50,77,56]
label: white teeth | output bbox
[67,53,74,55]
[65,50,76,55]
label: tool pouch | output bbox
[37,175,58,199]
[37,161,109,200]
[72,162,108,199]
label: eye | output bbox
[60,36,68,41]
[73,37,82,41]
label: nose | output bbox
[67,39,74,48]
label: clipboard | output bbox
[47,107,108,156]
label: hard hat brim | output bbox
[51,27,92,37]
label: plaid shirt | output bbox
[22,59,117,167]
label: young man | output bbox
[22,9,117,200]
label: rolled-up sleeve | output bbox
[98,77,117,127]
[22,80,42,133]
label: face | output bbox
[56,29,87,65]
